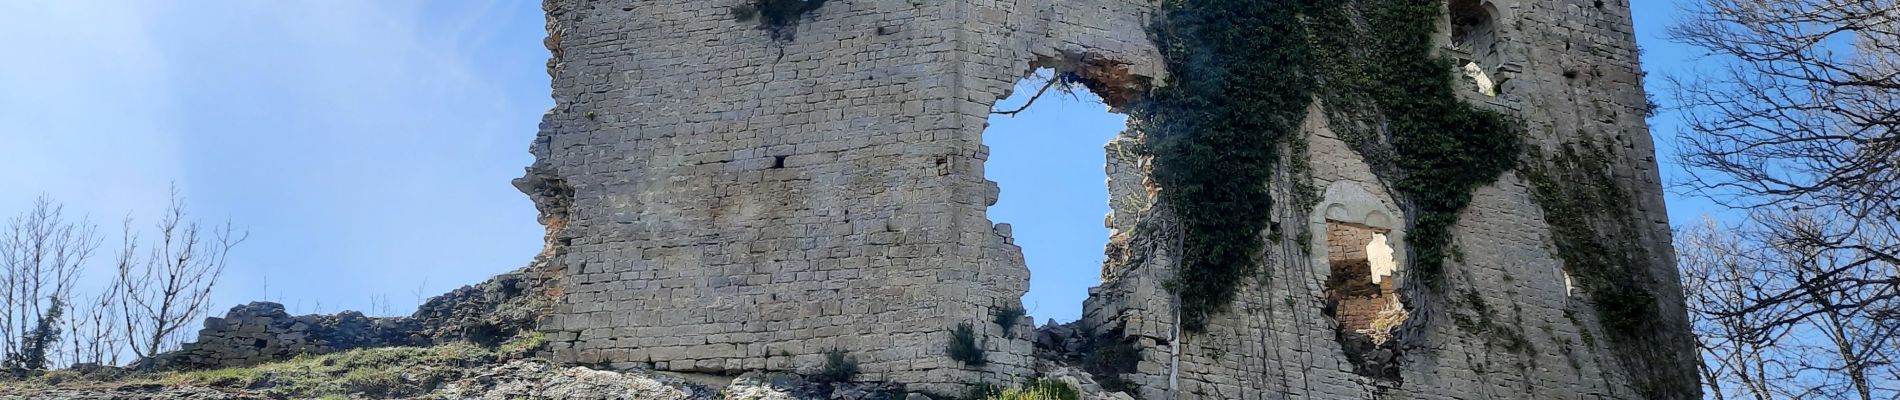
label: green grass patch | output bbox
[498,330,546,355]
[157,343,499,398]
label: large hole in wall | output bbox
[1322,221,1407,379]
[983,68,1128,324]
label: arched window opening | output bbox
[1450,0,1504,96]
[1323,221,1407,378]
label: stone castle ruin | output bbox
[164,0,1700,399]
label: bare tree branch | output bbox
[117,186,247,363]
[0,194,100,372]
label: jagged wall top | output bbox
[516,0,1695,398]
[520,0,1160,395]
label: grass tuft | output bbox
[968,379,1080,400]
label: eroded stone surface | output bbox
[522,0,1159,395]
[518,0,1691,398]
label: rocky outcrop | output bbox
[141,302,421,370]
[719,372,907,400]
[410,270,544,346]
[147,270,545,371]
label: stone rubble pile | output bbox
[1034,320,1089,360]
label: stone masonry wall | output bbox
[522,0,1693,398]
[522,0,1158,395]
[150,302,420,370]
[1077,0,1695,399]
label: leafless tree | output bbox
[1680,218,1781,400]
[0,195,101,371]
[65,280,123,367]
[116,190,247,361]
[1678,215,1898,400]
[1669,0,1900,295]
[1671,0,1900,215]
[1669,1,1900,397]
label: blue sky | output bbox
[1,1,549,316]
[2,1,1711,324]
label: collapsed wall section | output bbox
[520,0,1158,395]
[520,0,1692,398]
[1076,0,1695,399]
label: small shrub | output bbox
[992,304,1026,336]
[817,347,859,383]
[970,379,1081,400]
[731,0,828,41]
[946,322,987,366]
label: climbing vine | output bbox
[1136,0,1316,333]
[1301,0,1521,289]
[1522,140,1694,400]
[1140,0,1521,332]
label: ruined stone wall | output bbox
[150,303,420,370]
[521,0,1158,395]
[154,271,542,371]
[1078,0,1695,399]
[522,0,1692,398]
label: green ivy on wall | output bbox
[1301,0,1521,290]
[1139,0,1520,332]
[1522,140,1694,400]
[1135,0,1317,333]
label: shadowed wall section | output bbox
[519,0,1693,398]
